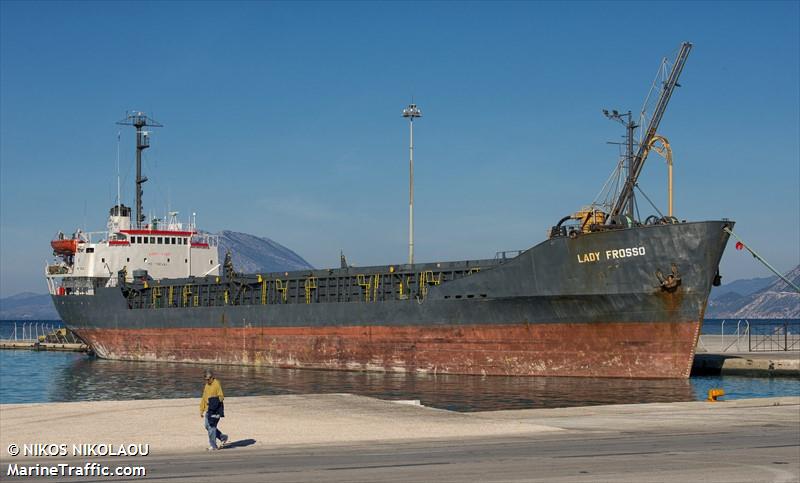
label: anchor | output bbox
[656,264,682,292]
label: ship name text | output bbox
[577,246,646,263]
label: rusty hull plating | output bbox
[78,321,701,378]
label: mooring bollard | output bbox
[707,388,725,402]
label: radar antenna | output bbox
[117,111,163,228]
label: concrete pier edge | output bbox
[692,352,800,376]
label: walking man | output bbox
[200,369,229,451]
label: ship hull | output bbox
[75,320,700,378]
[52,220,733,379]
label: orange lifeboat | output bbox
[51,239,78,255]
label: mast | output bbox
[610,42,692,218]
[117,111,163,228]
[625,112,636,218]
[603,109,638,218]
[116,130,121,216]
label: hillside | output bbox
[709,275,775,300]
[0,292,59,320]
[217,230,313,273]
[706,265,800,318]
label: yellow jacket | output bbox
[200,379,224,415]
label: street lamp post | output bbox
[402,103,422,265]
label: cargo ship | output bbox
[46,42,733,378]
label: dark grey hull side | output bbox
[54,221,732,330]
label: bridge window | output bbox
[157,237,163,244]
[143,237,149,244]
[149,237,155,243]
[171,237,176,244]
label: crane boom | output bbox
[611,42,692,218]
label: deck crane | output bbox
[610,42,692,220]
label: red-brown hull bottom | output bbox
[77,321,701,379]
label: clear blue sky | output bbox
[1,1,798,297]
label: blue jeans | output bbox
[204,415,226,449]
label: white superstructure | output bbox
[46,205,219,295]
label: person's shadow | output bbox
[221,439,256,450]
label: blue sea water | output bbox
[701,318,799,335]
[1,320,798,411]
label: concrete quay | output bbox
[0,340,88,352]
[693,351,800,376]
[1,394,798,482]
[0,327,88,352]
[693,334,800,376]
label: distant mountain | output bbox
[0,292,59,320]
[709,275,775,300]
[216,230,314,273]
[706,265,800,318]
[1,231,314,320]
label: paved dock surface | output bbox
[2,395,798,482]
